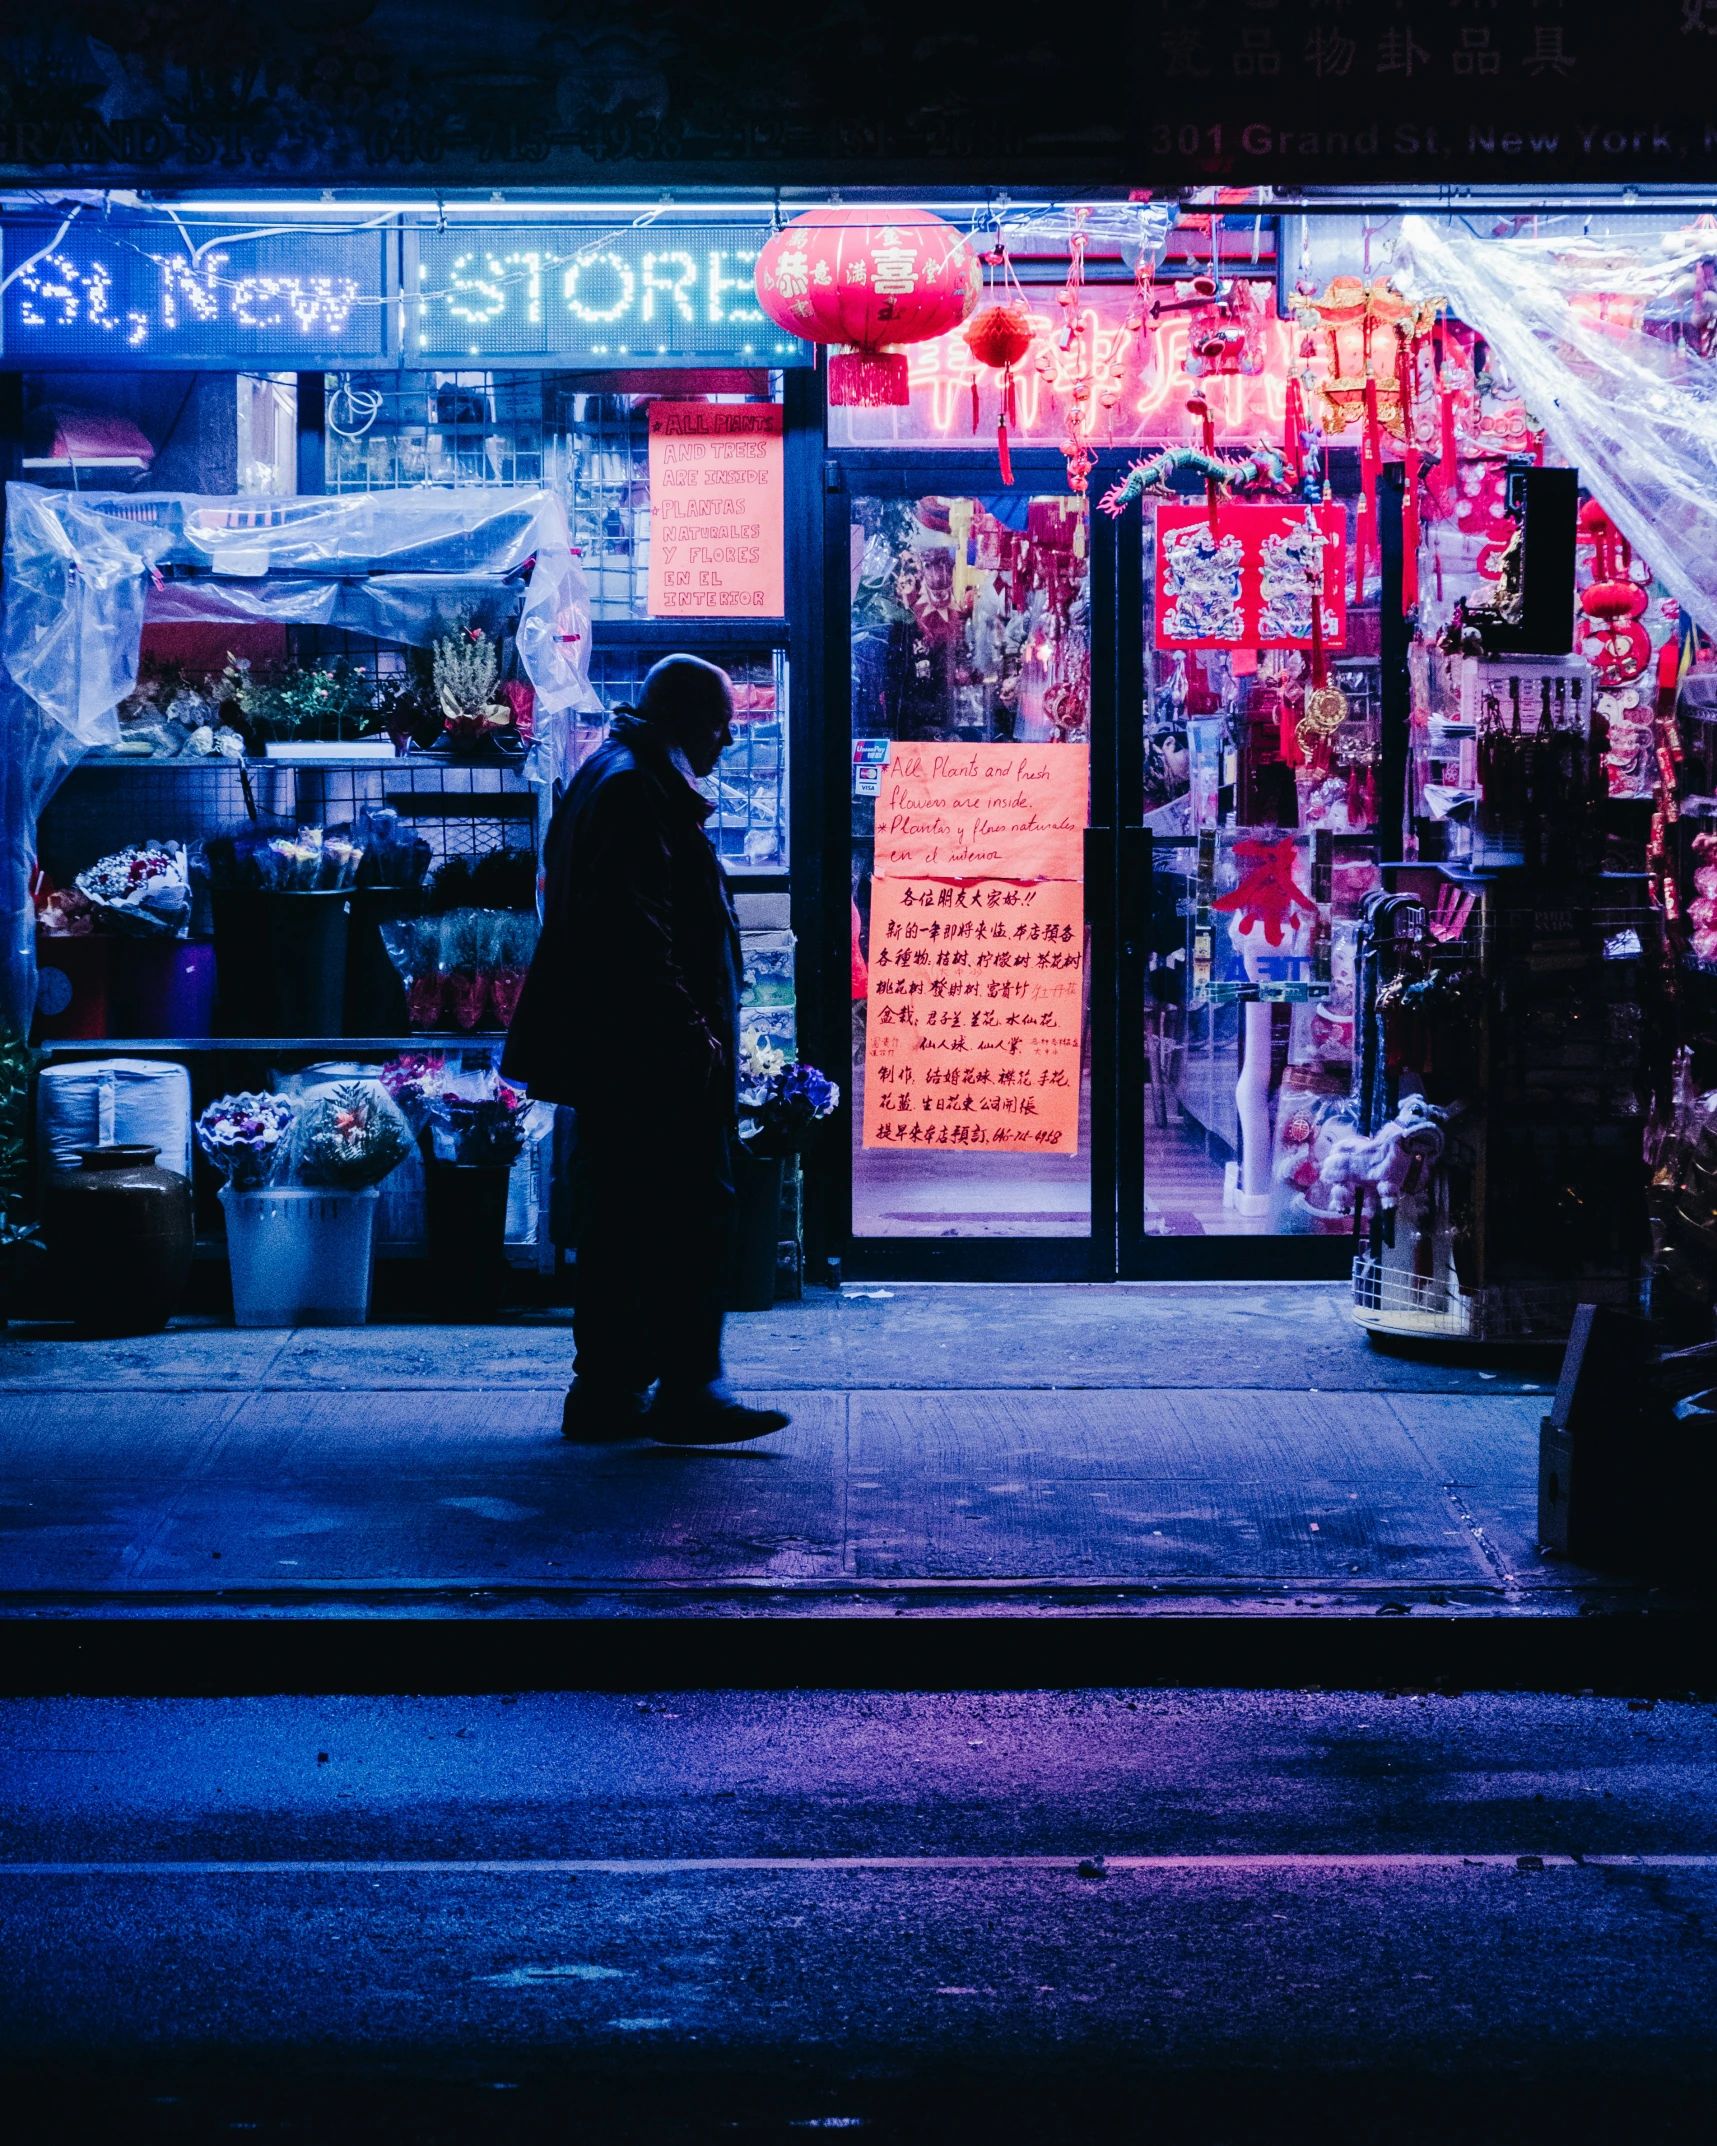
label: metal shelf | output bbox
[38,1035,511,1057]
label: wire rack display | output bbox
[578,646,788,872]
[320,374,783,623]
[38,758,541,887]
[324,373,550,494]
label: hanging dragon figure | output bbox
[1098,444,1287,519]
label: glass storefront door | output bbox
[848,479,1093,1247]
[1119,489,1381,1276]
[837,461,1374,1282]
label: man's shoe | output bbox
[647,1394,790,1445]
[561,1383,651,1443]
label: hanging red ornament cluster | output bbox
[1577,499,1653,687]
[1294,275,1438,601]
[754,206,980,407]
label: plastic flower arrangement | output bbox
[379,1055,551,1166]
[738,1039,841,1161]
[196,1092,297,1188]
[292,1082,413,1191]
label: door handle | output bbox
[1084,826,1113,925]
[1119,826,1152,963]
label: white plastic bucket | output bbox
[37,1057,193,1182]
[220,1184,378,1327]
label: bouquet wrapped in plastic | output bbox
[195,1092,297,1188]
[202,824,365,892]
[75,843,193,938]
[291,1081,413,1191]
[379,908,539,1032]
[379,1054,552,1166]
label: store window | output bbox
[850,492,1091,1238]
[318,369,791,875]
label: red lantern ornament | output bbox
[963,301,1035,486]
[754,207,980,407]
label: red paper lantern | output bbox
[963,301,1036,486]
[754,207,980,407]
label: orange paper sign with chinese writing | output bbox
[872,742,1088,881]
[862,877,1084,1153]
[647,402,784,617]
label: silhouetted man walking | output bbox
[504,654,789,1445]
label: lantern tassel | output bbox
[1284,375,1305,490]
[971,380,980,436]
[1396,339,1421,614]
[998,418,1014,488]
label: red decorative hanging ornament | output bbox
[964,234,1039,490]
[754,206,980,407]
[1577,499,1653,687]
[1056,209,1097,496]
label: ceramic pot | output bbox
[44,1143,193,1334]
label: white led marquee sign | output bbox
[0,217,813,369]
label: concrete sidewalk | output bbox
[0,1284,1621,1621]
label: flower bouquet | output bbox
[291,1081,413,1191]
[196,1092,296,1188]
[75,844,193,938]
[738,1041,841,1161]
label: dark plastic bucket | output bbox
[423,1161,513,1312]
[726,1148,785,1312]
[344,887,418,1039]
[32,934,109,1042]
[268,891,350,1039]
[210,888,274,1037]
[108,939,216,1039]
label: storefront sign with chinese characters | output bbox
[1154,502,1347,651]
[871,742,1088,880]
[647,401,784,617]
[863,877,1084,1153]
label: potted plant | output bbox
[730,1044,840,1312]
[422,628,526,762]
[221,656,395,762]
[0,1028,41,1327]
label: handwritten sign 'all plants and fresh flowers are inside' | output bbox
[647,401,784,617]
[871,742,1088,881]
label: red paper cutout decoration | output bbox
[1211,837,1319,947]
[754,207,980,407]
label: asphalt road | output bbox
[2,1690,1713,2144]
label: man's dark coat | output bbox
[501,713,741,1121]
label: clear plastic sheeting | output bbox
[3,484,600,732]
[0,482,601,1036]
[0,676,82,1034]
[1398,215,1717,636]
[2,483,172,746]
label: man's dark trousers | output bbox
[571,1108,735,1397]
